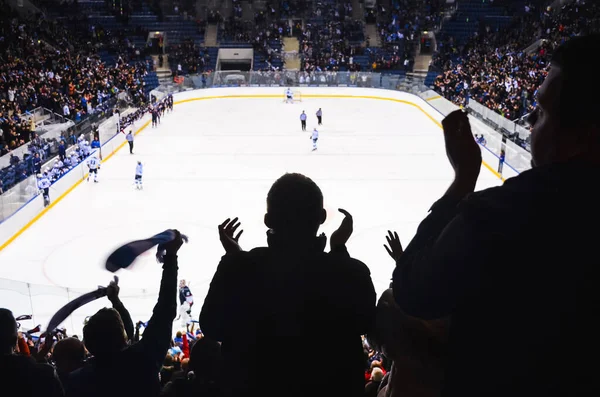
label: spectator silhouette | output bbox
[52,337,86,385]
[366,231,448,397]
[200,173,376,397]
[64,231,185,397]
[393,34,600,397]
[0,309,64,397]
[161,336,223,397]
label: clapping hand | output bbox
[330,209,353,251]
[219,217,244,253]
[383,230,404,262]
[442,110,481,179]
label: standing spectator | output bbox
[52,338,86,385]
[393,35,600,397]
[65,231,185,397]
[0,309,64,397]
[201,173,376,397]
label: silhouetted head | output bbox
[0,309,17,354]
[53,337,85,374]
[265,173,326,236]
[529,34,600,167]
[83,308,127,358]
[189,336,222,380]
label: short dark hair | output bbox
[0,308,17,350]
[551,34,600,129]
[266,173,324,233]
[83,308,127,357]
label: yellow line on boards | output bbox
[1,92,504,251]
[0,178,86,251]
[0,120,151,252]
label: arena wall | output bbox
[0,87,516,251]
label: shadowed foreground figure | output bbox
[65,231,185,397]
[201,173,376,397]
[393,34,600,397]
[0,309,63,397]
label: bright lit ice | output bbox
[0,94,503,334]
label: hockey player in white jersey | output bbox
[37,173,51,207]
[285,88,294,103]
[87,155,101,182]
[311,128,319,151]
[135,160,143,190]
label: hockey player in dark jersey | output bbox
[176,280,193,324]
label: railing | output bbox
[0,108,74,169]
[0,175,38,222]
[155,70,431,96]
[0,277,159,338]
[0,98,123,222]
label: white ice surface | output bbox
[0,95,503,335]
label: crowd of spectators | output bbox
[433,0,600,121]
[170,40,212,76]
[218,13,287,72]
[1,0,599,392]
[0,0,150,158]
[5,38,600,390]
[297,2,364,72]
[369,0,445,71]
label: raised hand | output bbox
[219,217,244,253]
[442,110,481,179]
[163,229,185,255]
[106,276,120,303]
[330,209,353,251]
[384,230,403,262]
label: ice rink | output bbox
[0,91,504,333]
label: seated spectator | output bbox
[394,35,600,396]
[200,173,376,397]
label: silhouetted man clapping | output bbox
[201,173,376,397]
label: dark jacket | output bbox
[200,234,376,397]
[393,160,600,397]
[65,255,179,397]
[0,354,63,397]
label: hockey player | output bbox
[37,173,51,207]
[177,280,194,325]
[135,160,143,189]
[300,111,307,131]
[311,128,319,151]
[82,140,92,157]
[70,151,79,166]
[285,88,294,103]
[87,155,100,182]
